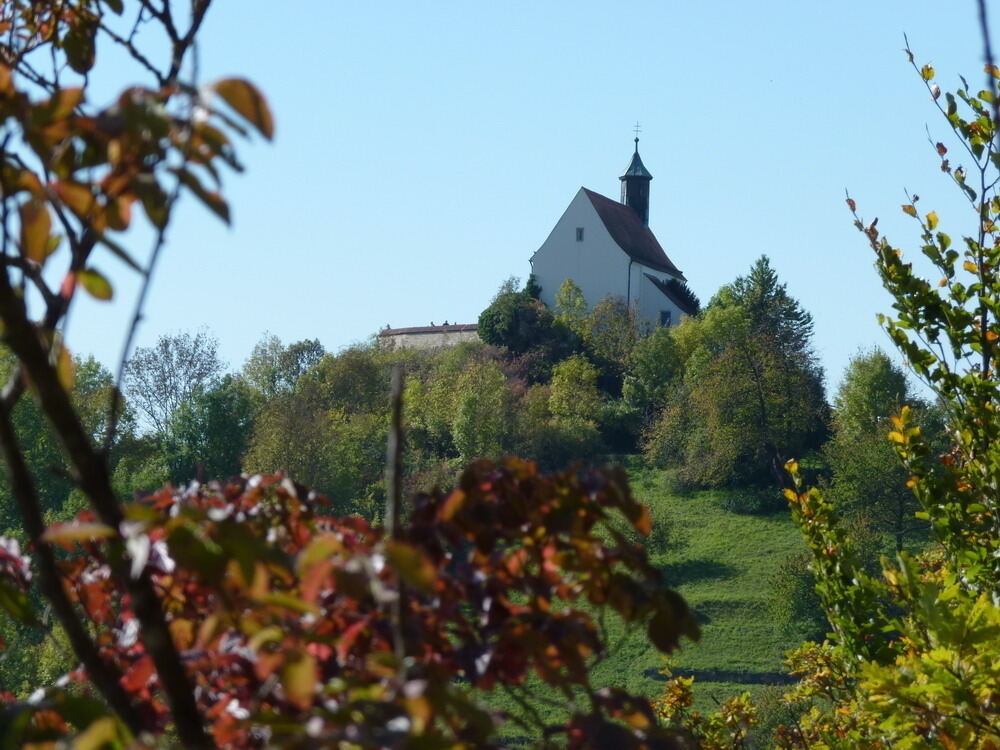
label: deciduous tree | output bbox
[124,330,224,435]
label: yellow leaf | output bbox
[964,260,979,273]
[77,268,113,301]
[281,650,317,710]
[53,180,96,219]
[18,198,52,263]
[921,64,935,80]
[72,716,122,750]
[926,211,938,230]
[213,78,275,140]
[42,521,115,544]
[902,204,917,217]
[56,345,75,390]
[888,431,905,444]
[986,63,1000,80]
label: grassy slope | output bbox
[596,465,807,710]
[482,463,810,732]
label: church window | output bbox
[576,227,584,242]
[659,310,672,327]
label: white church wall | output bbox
[530,189,629,311]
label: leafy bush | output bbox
[0,460,701,745]
[767,552,827,641]
[720,487,785,515]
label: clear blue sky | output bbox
[66,1,999,393]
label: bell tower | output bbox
[620,133,653,225]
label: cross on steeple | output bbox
[620,128,652,225]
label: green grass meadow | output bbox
[483,463,811,735]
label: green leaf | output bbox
[258,592,318,615]
[213,78,275,140]
[647,590,699,654]
[77,268,113,301]
[96,232,143,273]
[172,168,230,224]
[64,25,96,74]
[0,580,37,626]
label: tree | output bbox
[549,354,601,425]
[714,255,814,355]
[644,287,828,488]
[554,278,588,335]
[624,324,683,419]
[582,295,639,392]
[823,349,937,551]
[0,2,274,744]
[241,334,325,400]
[164,374,255,483]
[477,287,554,354]
[452,361,512,462]
[779,41,1000,746]
[124,330,224,435]
[0,4,704,746]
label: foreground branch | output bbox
[0,400,143,734]
[0,280,213,748]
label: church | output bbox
[381,139,693,349]
[529,139,695,328]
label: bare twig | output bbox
[384,365,404,538]
[383,366,407,671]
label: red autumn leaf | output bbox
[121,654,154,693]
[336,618,369,663]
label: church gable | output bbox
[530,188,631,311]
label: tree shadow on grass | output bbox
[659,558,738,586]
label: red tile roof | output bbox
[583,188,685,279]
